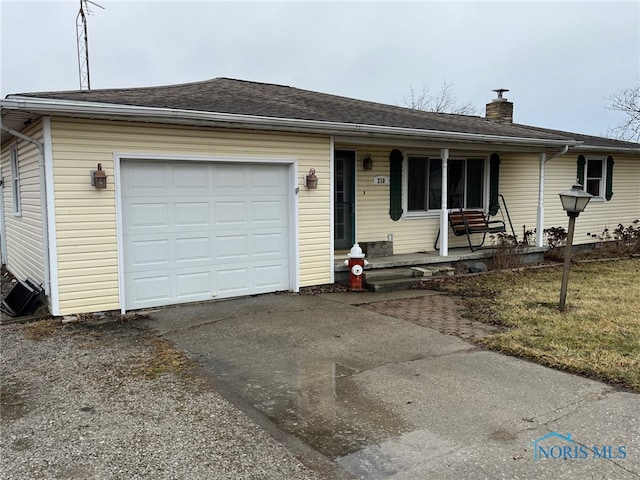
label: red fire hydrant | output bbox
[344,243,369,292]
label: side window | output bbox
[10,147,21,216]
[578,155,613,201]
[585,159,604,197]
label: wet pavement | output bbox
[143,291,640,479]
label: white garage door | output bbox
[121,160,291,310]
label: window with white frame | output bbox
[585,158,604,198]
[10,146,21,216]
[407,156,485,212]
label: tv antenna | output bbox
[76,0,104,90]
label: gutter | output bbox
[0,118,51,299]
[1,96,581,149]
[535,145,570,247]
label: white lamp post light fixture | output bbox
[558,183,593,311]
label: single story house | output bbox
[1,78,639,315]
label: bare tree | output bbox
[401,80,477,115]
[607,83,640,142]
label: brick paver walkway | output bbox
[360,293,501,340]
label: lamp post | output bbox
[558,183,593,311]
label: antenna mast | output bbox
[76,0,104,90]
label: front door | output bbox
[334,150,355,250]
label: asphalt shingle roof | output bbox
[9,78,640,149]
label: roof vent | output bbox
[492,88,509,100]
[486,88,513,124]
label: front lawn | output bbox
[433,258,640,392]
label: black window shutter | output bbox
[389,149,403,221]
[577,155,586,186]
[489,153,500,216]
[605,156,614,200]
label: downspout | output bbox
[0,119,51,297]
[535,145,569,247]
[439,148,449,256]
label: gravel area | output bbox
[0,317,328,480]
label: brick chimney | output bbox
[485,88,513,124]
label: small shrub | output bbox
[520,226,535,246]
[586,220,640,256]
[490,233,525,269]
[542,226,568,260]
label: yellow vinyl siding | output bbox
[0,121,46,286]
[50,118,331,314]
[496,153,541,239]
[543,153,640,244]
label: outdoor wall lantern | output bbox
[305,168,318,189]
[91,163,107,189]
[362,154,373,171]
[558,182,592,311]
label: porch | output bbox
[334,246,548,285]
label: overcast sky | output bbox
[1,0,638,138]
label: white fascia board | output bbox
[570,145,640,153]
[1,96,580,149]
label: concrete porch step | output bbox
[365,276,423,292]
[364,268,421,282]
[364,266,457,293]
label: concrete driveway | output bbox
[143,291,640,479]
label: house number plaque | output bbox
[373,176,390,185]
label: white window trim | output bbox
[10,146,21,217]
[403,153,489,218]
[585,156,606,202]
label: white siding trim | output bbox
[43,117,60,314]
[114,155,125,313]
[352,148,358,244]
[291,161,300,292]
[115,152,297,165]
[0,165,6,264]
[329,137,335,283]
[114,153,299,313]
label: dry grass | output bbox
[437,258,640,391]
[130,337,194,379]
[23,319,62,340]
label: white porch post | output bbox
[439,148,449,256]
[536,152,546,247]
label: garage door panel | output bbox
[217,267,251,296]
[122,160,291,310]
[214,165,248,190]
[123,164,168,194]
[129,275,172,304]
[253,200,287,223]
[254,264,288,290]
[176,271,212,298]
[172,164,210,190]
[175,202,210,226]
[215,201,248,224]
[251,165,288,189]
[127,203,169,229]
[253,231,287,256]
[176,237,211,263]
[129,240,170,266]
[216,235,249,260]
